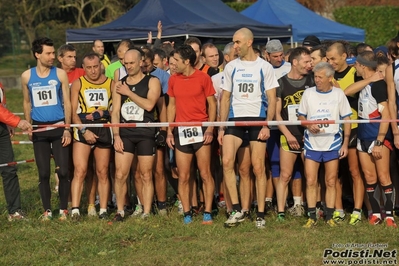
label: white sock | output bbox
[118,210,125,217]
[99,208,107,215]
[293,196,302,206]
[265,198,272,202]
[71,209,80,215]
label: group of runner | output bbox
[2,25,399,230]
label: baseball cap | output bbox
[265,40,283,53]
[346,57,357,65]
[374,46,388,57]
[302,35,321,47]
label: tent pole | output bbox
[290,36,293,48]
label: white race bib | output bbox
[310,114,336,134]
[84,89,108,108]
[358,98,369,119]
[121,102,144,121]
[178,126,203,146]
[32,86,57,107]
[288,104,299,121]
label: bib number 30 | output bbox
[178,126,203,146]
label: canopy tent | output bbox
[241,0,365,43]
[66,0,292,44]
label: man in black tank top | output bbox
[111,49,161,221]
[275,47,314,221]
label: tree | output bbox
[57,0,126,28]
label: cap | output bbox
[346,57,357,65]
[374,46,388,57]
[265,40,283,53]
[302,35,321,47]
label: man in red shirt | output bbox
[57,44,85,86]
[0,103,32,221]
[166,44,217,225]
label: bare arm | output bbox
[111,81,123,153]
[57,68,72,146]
[166,96,176,149]
[21,70,32,124]
[345,72,383,96]
[116,77,161,111]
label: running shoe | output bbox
[368,215,382,225]
[132,204,143,217]
[183,215,193,225]
[124,205,134,217]
[112,213,124,222]
[349,213,361,226]
[385,218,397,228]
[288,204,305,217]
[59,210,68,221]
[202,213,213,225]
[40,210,53,222]
[98,211,109,220]
[87,204,97,217]
[224,210,245,227]
[71,212,80,222]
[276,213,285,222]
[8,210,27,222]
[141,213,150,220]
[255,217,265,229]
[333,211,345,223]
[303,218,318,228]
[326,219,337,227]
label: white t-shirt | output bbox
[273,61,291,79]
[298,86,352,151]
[222,57,278,118]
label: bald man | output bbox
[111,49,161,222]
[326,42,363,225]
[218,28,278,228]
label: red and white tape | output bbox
[0,158,35,167]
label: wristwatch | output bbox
[374,140,383,146]
[80,127,87,135]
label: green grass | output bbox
[1,89,398,265]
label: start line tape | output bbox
[28,119,399,131]
[11,141,33,145]
[0,158,35,168]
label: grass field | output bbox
[1,89,398,266]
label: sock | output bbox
[257,211,265,219]
[99,208,107,215]
[293,196,302,206]
[325,207,334,221]
[308,207,317,221]
[71,208,80,215]
[184,211,192,217]
[117,210,125,217]
[368,210,373,217]
[265,198,272,202]
[352,208,362,219]
[232,204,242,212]
[335,209,344,218]
[158,201,166,210]
[59,209,65,215]
[316,201,322,208]
[366,183,380,214]
[382,184,395,217]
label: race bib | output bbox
[288,104,299,121]
[178,126,203,146]
[311,114,336,134]
[121,102,144,121]
[84,89,108,108]
[358,98,369,119]
[32,86,57,107]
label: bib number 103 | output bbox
[178,126,203,146]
